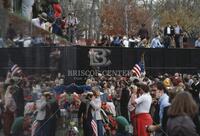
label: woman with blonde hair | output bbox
[90,87,104,136]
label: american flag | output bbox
[31,120,38,136]
[91,119,98,136]
[8,60,22,76]
[132,61,145,77]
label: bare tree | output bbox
[100,0,152,36]
[154,0,200,37]
[59,0,101,40]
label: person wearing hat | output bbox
[163,78,172,90]
[10,115,32,136]
[115,116,129,136]
[31,12,47,30]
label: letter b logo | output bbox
[89,49,111,67]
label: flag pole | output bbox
[7,56,12,79]
[141,51,146,75]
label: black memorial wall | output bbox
[0,46,200,84]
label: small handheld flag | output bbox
[132,52,145,77]
[8,59,22,76]
[91,119,98,136]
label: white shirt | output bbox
[175,26,181,34]
[167,27,171,35]
[0,38,4,48]
[67,16,79,26]
[123,39,129,47]
[135,93,152,115]
[32,18,46,30]
[90,97,102,120]
[36,97,47,121]
[107,102,116,117]
[195,40,200,47]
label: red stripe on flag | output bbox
[132,64,141,77]
[134,67,140,75]
[135,64,141,71]
[11,64,18,71]
[91,120,98,136]
[12,67,20,76]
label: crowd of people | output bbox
[1,1,200,48]
[1,3,200,48]
[0,22,70,48]
[31,0,79,43]
[98,23,200,48]
[1,0,79,47]
[0,70,200,136]
[31,11,79,43]
[1,1,200,136]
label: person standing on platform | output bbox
[174,22,182,48]
[195,35,200,48]
[164,23,174,48]
[137,24,149,41]
[21,0,35,20]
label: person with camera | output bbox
[133,83,153,136]
[90,87,104,136]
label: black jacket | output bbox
[13,86,24,117]
[191,82,200,104]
